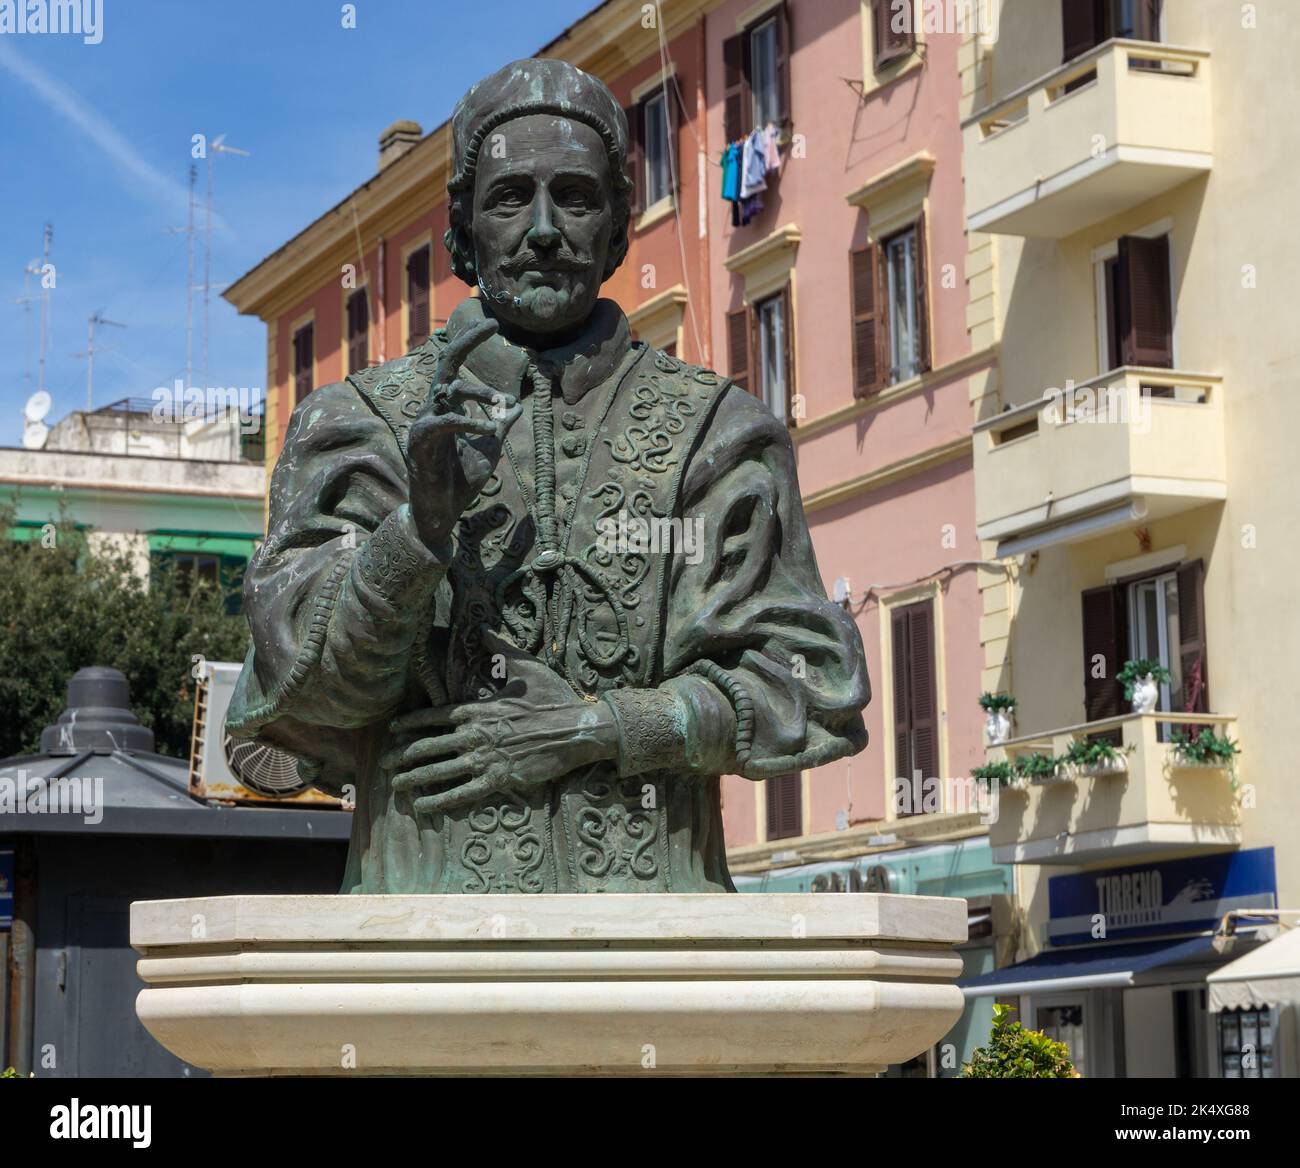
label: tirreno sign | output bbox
[1048,848,1276,946]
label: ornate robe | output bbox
[228,298,869,893]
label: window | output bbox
[173,553,220,592]
[722,2,791,143]
[642,92,672,207]
[1035,999,1089,1077]
[406,245,431,349]
[766,774,802,840]
[850,219,930,397]
[1097,233,1173,373]
[292,322,314,405]
[1063,0,1163,65]
[1218,1008,1277,1078]
[346,288,369,374]
[873,0,916,71]
[891,599,938,811]
[1080,559,1207,728]
[726,288,794,425]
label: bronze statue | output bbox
[229,59,869,893]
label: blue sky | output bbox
[0,0,600,446]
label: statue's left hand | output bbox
[383,681,620,816]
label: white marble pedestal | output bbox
[131,893,967,1076]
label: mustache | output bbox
[499,249,591,276]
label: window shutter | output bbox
[348,289,369,373]
[850,244,887,397]
[892,606,911,792]
[1081,584,1127,722]
[1176,559,1209,713]
[727,306,754,396]
[780,284,796,426]
[766,773,802,840]
[774,1,792,126]
[623,104,644,216]
[293,323,313,405]
[907,602,938,785]
[1130,0,1162,40]
[912,216,932,375]
[1062,0,1104,63]
[722,33,750,143]
[1117,234,1173,368]
[667,86,681,195]
[875,0,915,70]
[406,246,430,349]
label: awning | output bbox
[1208,927,1300,1013]
[960,935,1218,998]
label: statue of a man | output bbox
[229,59,870,894]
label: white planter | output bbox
[1064,756,1128,780]
[985,709,1014,745]
[1130,674,1160,714]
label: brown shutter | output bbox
[850,244,886,397]
[1081,584,1127,723]
[722,33,751,143]
[774,0,792,126]
[406,246,430,349]
[1176,559,1209,713]
[1062,0,1104,63]
[667,85,680,195]
[780,284,796,426]
[623,103,644,216]
[912,216,931,375]
[892,600,938,809]
[875,0,915,70]
[347,289,369,373]
[766,773,802,840]
[293,323,313,405]
[727,306,754,396]
[1117,234,1173,368]
[1130,0,1162,40]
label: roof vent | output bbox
[379,119,422,170]
[40,666,155,756]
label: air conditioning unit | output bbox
[189,661,342,807]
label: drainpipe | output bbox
[696,16,712,368]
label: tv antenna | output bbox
[203,134,249,392]
[164,164,199,389]
[72,311,127,410]
[22,389,52,450]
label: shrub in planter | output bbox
[1017,751,1061,785]
[1060,737,1131,776]
[972,759,1023,791]
[1172,728,1241,788]
[960,1003,1079,1078]
[978,692,1017,713]
[1117,658,1171,713]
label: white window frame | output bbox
[755,292,787,423]
[884,226,920,384]
[749,14,780,128]
[1127,570,1179,715]
[642,91,671,208]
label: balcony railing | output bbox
[963,39,1212,238]
[986,712,1241,865]
[973,367,1225,554]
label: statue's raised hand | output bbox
[407,318,523,552]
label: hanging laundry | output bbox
[721,142,741,202]
[739,127,768,199]
[764,122,781,171]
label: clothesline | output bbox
[720,122,783,227]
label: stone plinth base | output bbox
[132,893,967,1076]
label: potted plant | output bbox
[973,759,1024,792]
[1172,728,1241,789]
[960,1003,1079,1078]
[1016,751,1061,785]
[1060,736,1131,779]
[1117,658,1171,714]
[979,692,1017,745]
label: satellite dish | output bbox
[22,420,49,450]
[24,390,51,424]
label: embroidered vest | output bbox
[347,333,733,893]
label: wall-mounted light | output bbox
[832,576,852,606]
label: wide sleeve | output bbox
[225,382,449,785]
[602,384,869,782]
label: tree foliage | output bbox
[960,1003,1079,1078]
[0,508,250,759]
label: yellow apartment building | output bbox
[956,0,1300,1077]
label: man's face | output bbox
[471,114,614,338]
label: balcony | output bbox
[973,368,1225,555]
[963,40,1212,238]
[987,713,1241,866]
